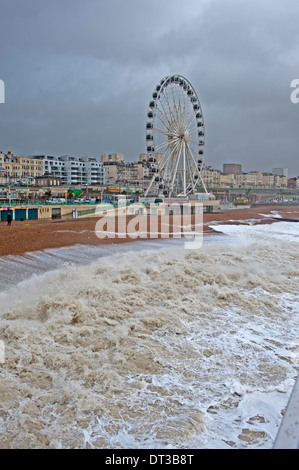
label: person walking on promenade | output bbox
[7,213,12,226]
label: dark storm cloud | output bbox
[0,0,298,175]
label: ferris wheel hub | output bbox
[183,130,190,143]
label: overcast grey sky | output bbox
[0,0,298,175]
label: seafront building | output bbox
[272,167,288,179]
[288,177,299,189]
[201,165,288,189]
[101,153,125,164]
[31,154,105,186]
[0,149,298,221]
[101,153,164,187]
[0,151,43,184]
[223,163,242,175]
[0,152,105,186]
[100,157,290,190]
[0,151,297,192]
[103,161,146,186]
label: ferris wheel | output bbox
[145,75,207,198]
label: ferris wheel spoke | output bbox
[158,96,174,128]
[169,141,184,196]
[180,94,187,128]
[171,85,180,122]
[185,145,198,192]
[187,142,201,166]
[163,154,172,182]
[186,111,197,131]
[155,139,173,151]
[181,90,189,126]
[169,85,177,119]
[185,144,194,170]
[171,121,181,137]
[188,139,200,146]
[158,96,175,122]
[177,89,183,123]
[188,125,200,134]
[163,89,176,123]
[163,138,182,177]
[156,108,172,132]
[184,157,197,195]
[171,140,183,179]
[186,97,200,125]
[183,99,193,124]
[187,144,201,177]
[187,142,206,191]
[159,94,173,125]
[160,137,181,173]
[145,174,157,196]
[184,146,195,194]
[161,139,181,187]
[153,127,170,137]
[183,98,192,127]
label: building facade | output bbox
[103,161,146,185]
[0,151,43,184]
[35,175,62,187]
[223,163,242,175]
[272,168,288,179]
[288,177,299,189]
[219,173,235,187]
[101,153,124,164]
[201,166,221,187]
[32,155,105,186]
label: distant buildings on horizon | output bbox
[0,150,298,190]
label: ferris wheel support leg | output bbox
[183,144,187,197]
[144,175,156,197]
[168,140,182,198]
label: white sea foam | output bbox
[209,221,299,243]
[0,223,298,449]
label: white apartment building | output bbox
[272,167,288,179]
[32,155,105,186]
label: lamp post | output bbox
[8,180,11,206]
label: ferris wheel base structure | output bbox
[144,74,209,199]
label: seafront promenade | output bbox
[0,204,298,257]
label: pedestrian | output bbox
[7,213,11,226]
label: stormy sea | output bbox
[0,220,298,449]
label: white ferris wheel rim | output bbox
[145,74,207,197]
